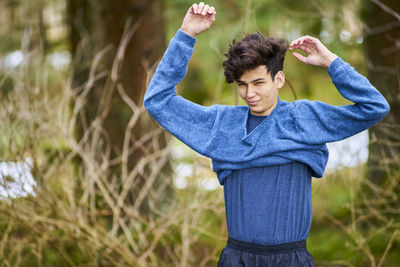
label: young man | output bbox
[144,2,390,266]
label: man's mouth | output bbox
[247,100,260,106]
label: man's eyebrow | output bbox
[252,78,265,83]
[237,78,265,84]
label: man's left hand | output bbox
[289,36,338,69]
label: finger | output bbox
[290,36,305,47]
[290,41,303,50]
[202,4,210,15]
[289,42,306,50]
[197,2,205,15]
[290,35,313,47]
[289,41,300,49]
[300,46,314,55]
[189,4,195,14]
[302,38,318,47]
[292,52,308,64]
[300,36,318,47]
[210,11,216,21]
[290,39,316,51]
[192,3,198,14]
[208,6,215,14]
[294,43,315,53]
[193,3,200,14]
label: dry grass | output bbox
[0,23,226,267]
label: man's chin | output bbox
[250,109,263,115]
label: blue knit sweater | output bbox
[224,114,312,245]
[144,29,390,185]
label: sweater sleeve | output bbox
[292,57,390,144]
[143,29,220,156]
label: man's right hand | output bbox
[181,2,216,38]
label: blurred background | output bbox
[0,0,399,266]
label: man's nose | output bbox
[246,86,256,98]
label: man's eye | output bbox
[255,82,264,85]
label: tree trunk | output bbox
[67,0,170,214]
[362,0,400,184]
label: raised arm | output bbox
[288,36,390,144]
[143,3,220,156]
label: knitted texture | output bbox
[144,29,390,185]
[224,114,312,245]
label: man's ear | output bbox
[274,71,285,89]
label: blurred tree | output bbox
[67,0,169,213]
[0,0,46,97]
[362,0,400,184]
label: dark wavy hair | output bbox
[222,32,288,83]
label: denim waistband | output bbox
[226,237,307,255]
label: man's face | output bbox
[236,65,285,116]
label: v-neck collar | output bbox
[241,97,281,145]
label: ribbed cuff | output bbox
[327,57,345,77]
[176,29,197,47]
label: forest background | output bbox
[0,0,399,266]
